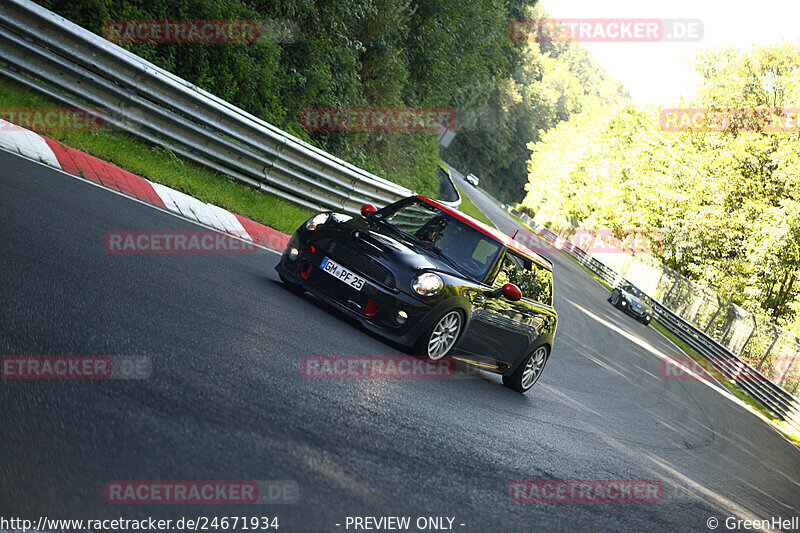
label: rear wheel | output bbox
[414,309,463,360]
[503,346,548,393]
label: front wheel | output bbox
[611,291,621,307]
[503,346,549,393]
[414,309,463,360]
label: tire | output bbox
[413,309,464,360]
[611,292,621,307]
[642,316,651,326]
[503,345,548,393]
[279,274,304,294]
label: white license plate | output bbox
[320,257,365,291]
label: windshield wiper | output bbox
[415,240,473,279]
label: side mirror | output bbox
[485,283,522,301]
[361,204,377,217]
[502,283,522,301]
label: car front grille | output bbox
[629,305,646,316]
[309,267,369,307]
[316,238,396,288]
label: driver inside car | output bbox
[415,215,448,245]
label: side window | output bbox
[493,253,523,288]
[494,252,553,306]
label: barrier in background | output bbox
[509,207,800,433]
[0,0,460,217]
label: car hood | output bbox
[308,215,467,279]
[621,292,653,312]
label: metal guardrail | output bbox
[0,0,459,217]
[4,0,796,431]
[509,208,800,434]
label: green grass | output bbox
[454,184,496,228]
[0,77,500,237]
[0,76,313,234]
[505,210,800,447]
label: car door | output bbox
[457,250,553,366]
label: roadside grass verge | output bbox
[0,76,314,234]
[454,184,496,228]
[506,210,800,448]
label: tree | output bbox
[520,41,800,332]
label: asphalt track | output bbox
[1,149,798,532]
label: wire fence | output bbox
[509,208,800,432]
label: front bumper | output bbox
[275,233,439,346]
[619,300,651,321]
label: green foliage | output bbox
[443,3,629,204]
[0,76,313,233]
[521,42,800,331]
[454,185,496,228]
[38,0,549,201]
[31,0,633,230]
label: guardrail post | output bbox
[756,325,780,371]
[663,278,680,304]
[704,295,723,333]
[779,344,800,383]
[738,315,759,357]
[717,309,738,346]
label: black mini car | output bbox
[275,195,558,393]
[608,283,654,325]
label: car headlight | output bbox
[330,213,352,223]
[412,272,444,296]
[305,213,330,231]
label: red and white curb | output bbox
[0,119,290,252]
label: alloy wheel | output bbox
[427,310,462,359]
[521,346,547,389]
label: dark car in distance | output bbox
[275,195,558,393]
[608,283,654,325]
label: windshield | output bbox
[377,198,502,281]
[623,285,651,304]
